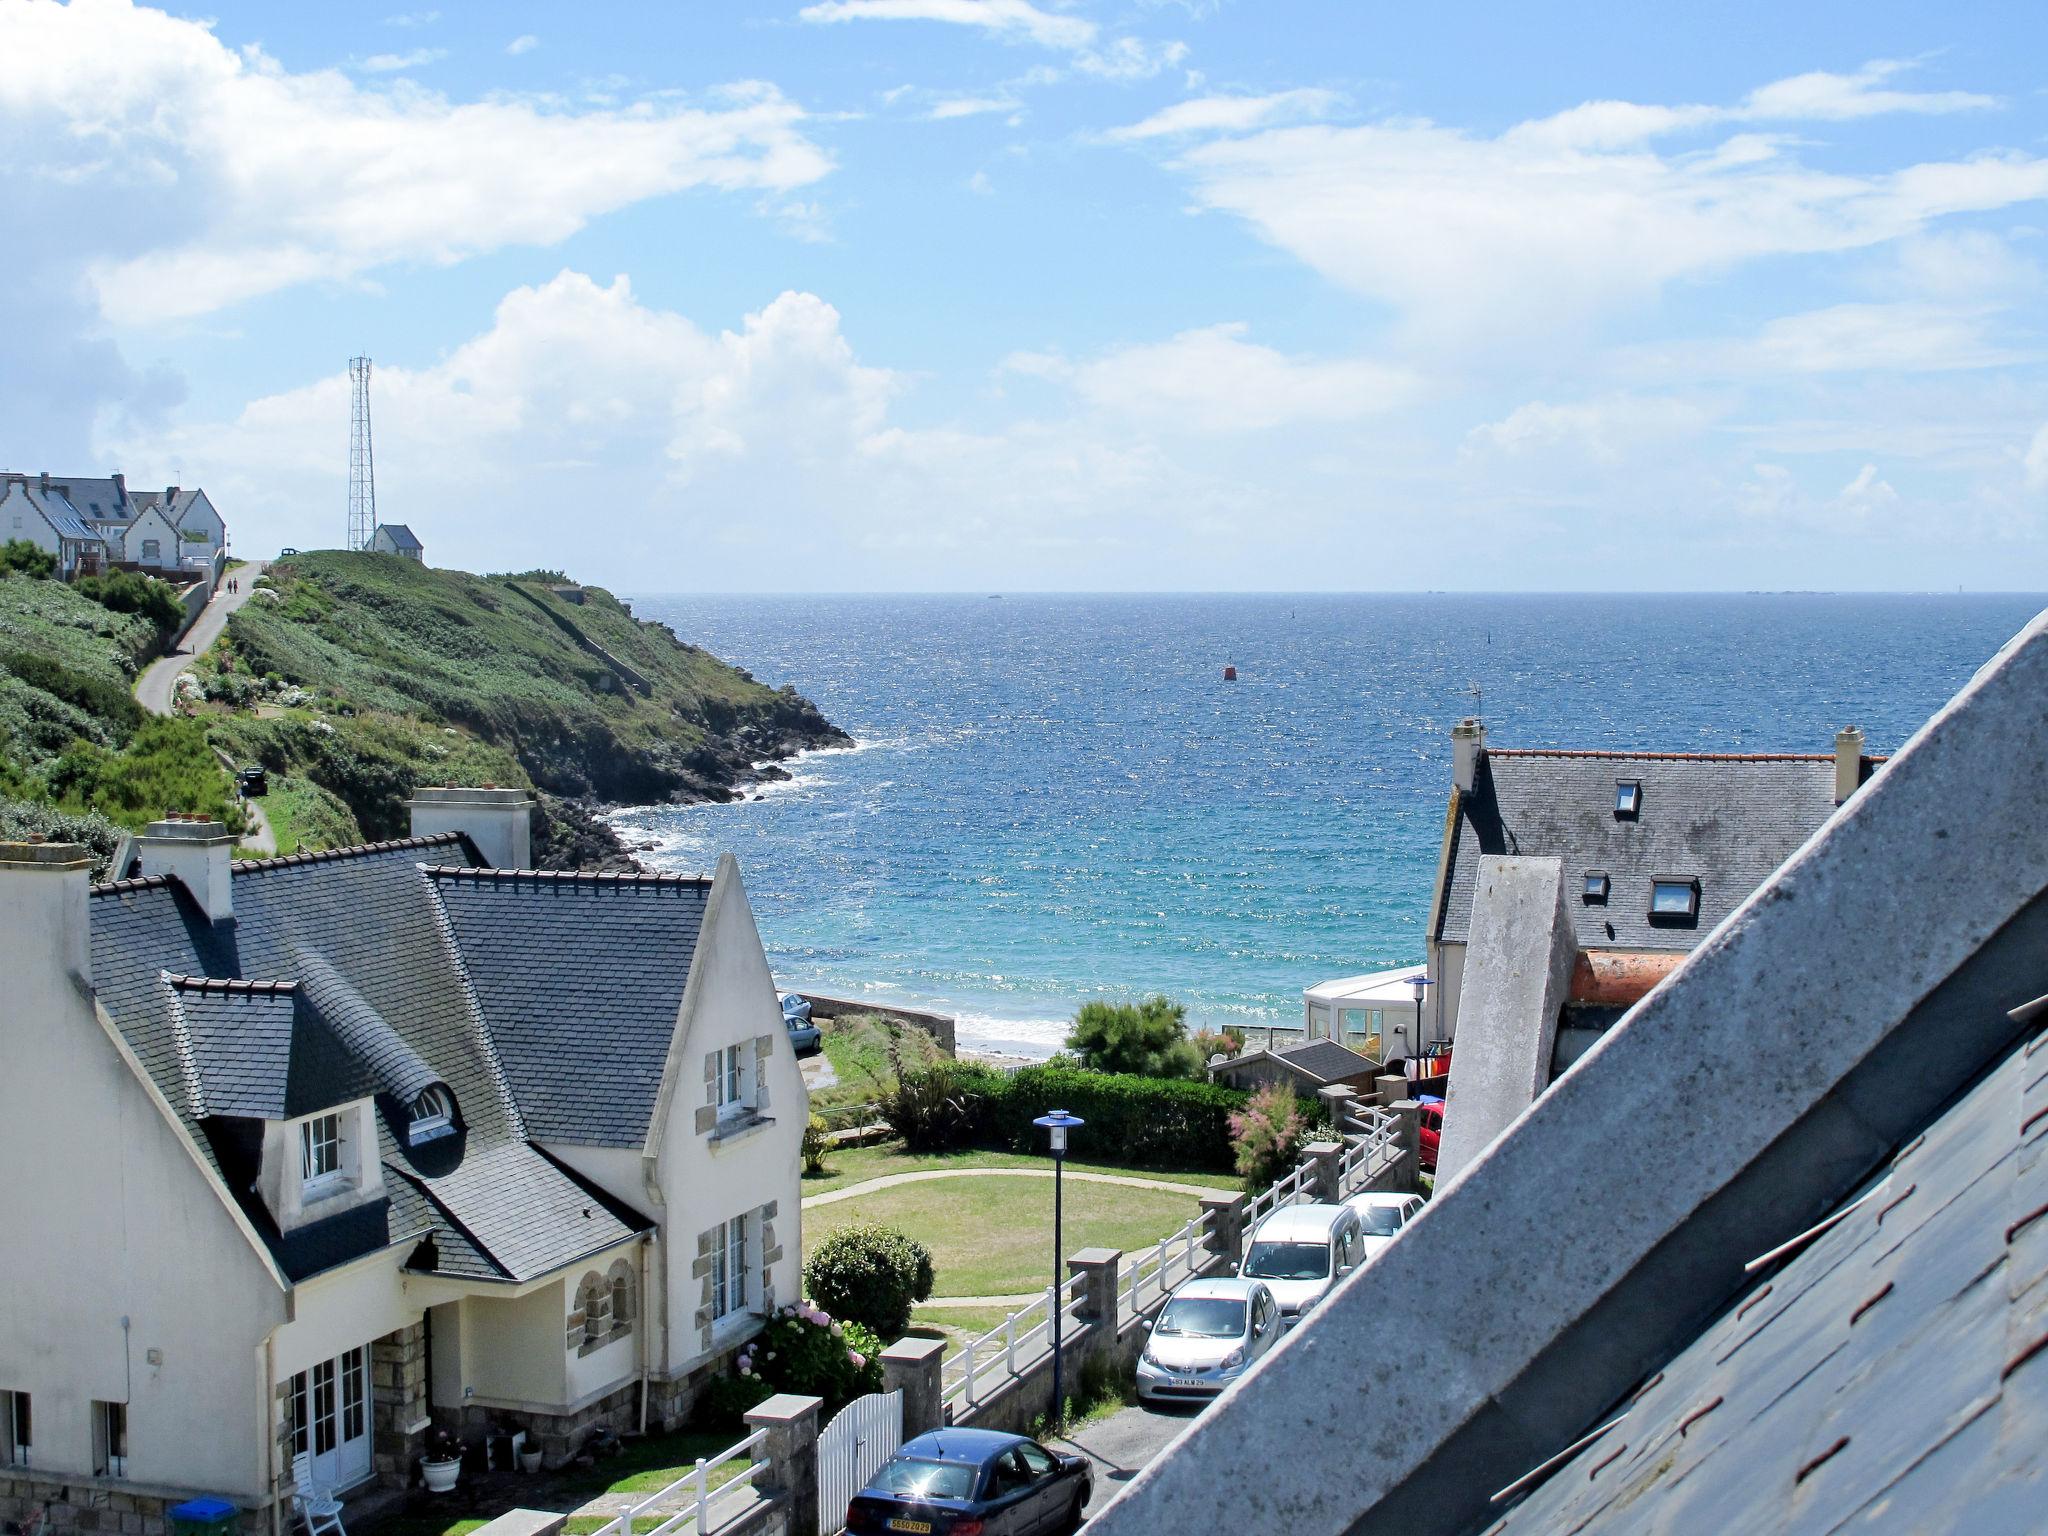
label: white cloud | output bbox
[799,0,1095,51]
[966,169,993,194]
[1834,462,1900,518]
[929,95,1016,120]
[361,47,447,72]
[1464,395,1711,462]
[383,10,439,27]
[0,0,832,326]
[506,34,539,55]
[1106,89,1338,142]
[1006,323,1414,432]
[2026,423,2048,492]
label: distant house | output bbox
[1210,1038,1382,1097]
[0,787,807,1520]
[1422,719,1880,1177]
[2,471,228,575]
[0,473,108,578]
[370,523,424,561]
[1300,963,1427,1059]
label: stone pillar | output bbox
[1375,1073,1407,1109]
[1200,1193,1247,1272]
[1067,1248,1122,1359]
[1303,1140,1343,1204]
[881,1337,947,1437]
[746,1395,822,1536]
[1393,1100,1422,1191]
[1317,1084,1359,1137]
[372,1320,430,1486]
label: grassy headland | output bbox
[0,551,849,871]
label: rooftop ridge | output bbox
[1487,748,1891,763]
[91,873,173,896]
[165,974,298,995]
[423,865,713,886]
[231,832,467,875]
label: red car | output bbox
[1417,1098,1443,1173]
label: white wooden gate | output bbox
[817,1388,903,1534]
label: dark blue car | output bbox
[844,1428,1091,1536]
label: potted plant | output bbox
[421,1427,463,1493]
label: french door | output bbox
[289,1346,372,1491]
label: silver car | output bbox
[1240,1202,1364,1324]
[1134,1277,1283,1403]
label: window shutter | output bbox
[704,1051,718,1104]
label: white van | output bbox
[1240,1202,1364,1323]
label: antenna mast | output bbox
[348,356,377,551]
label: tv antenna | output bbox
[348,356,377,551]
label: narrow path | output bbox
[1053,1403,1201,1521]
[212,747,276,855]
[802,1166,1223,1209]
[134,559,267,716]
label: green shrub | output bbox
[705,1305,884,1419]
[0,541,56,579]
[1229,1083,1306,1192]
[45,716,244,831]
[887,1062,1248,1171]
[805,1224,935,1339]
[0,651,144,740]
[802,1114,830,1175]
[1066,995,1205,1079]
[75,570,184,641]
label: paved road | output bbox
[1053,1401,1201,1522]
[133,559,267,716]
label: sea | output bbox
[614,593,2044,1059]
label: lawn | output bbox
[806,1174,1200,1296]
[801,1141,1240,1199]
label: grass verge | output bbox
[801,1141,1240,1199]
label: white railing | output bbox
[589,1427,769,1536]
[1122,1206,1218,1316]
[939,1272,1089,1412]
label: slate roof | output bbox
[426,867,711,1145]
[1270,1039,1379,1084]
[1488,1027,2048,1533]
[33,473,131,520]
[88,836,655,1285]
[1436,750,1870,951]
[374,522,423,550]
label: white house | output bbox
[130,486,227,570]
[0,475,107,579]
[369,524,424,562]
[0,787,807,1531]
[2,472,229,574]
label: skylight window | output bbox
[408,1085,457,1145]
[1651,878,1700,918]
[1615,780,1642,817]
[1583,872,1610,902]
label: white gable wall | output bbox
[123,506,185,571]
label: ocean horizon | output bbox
[616,591,2045,1058]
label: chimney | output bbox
[38,470,50,493]
[0,841,94,996]
[1834,725,1865,804]
[136,817,236,923]
[1452,717,1487,793]
[112,472,126,503]
[165,486,178,505]
[408,786,535,870]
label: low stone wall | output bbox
[0,1472,270,1536]
[795,994,955,1057]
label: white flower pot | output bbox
[422,1458,461,1493]
[520,1449,543,1474]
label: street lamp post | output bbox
[1033,1109,1085,1427]
[1409,971,1433,1059]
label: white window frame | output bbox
[301,1112,344,1194]
[93,1400,127,1479]
[714,1045,750,1123]
[710,1215,751,1325]
[407,1085,456,1146]
[1651,877,1701,918]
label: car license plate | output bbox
[888,1522,932,1534]
[1171,1378,1205,1390]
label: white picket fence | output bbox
[586,1427,771,1536]
[817,1389,903,1535]
[935,1103,1408,1419]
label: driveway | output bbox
[134,559,267,716]
[1052,1401,1201,1522]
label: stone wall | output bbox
[792,995,955,1057]
[0,1473,269,1536]
[371,1322,429,1486]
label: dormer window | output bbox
[1615,780,1642,817]
[408,1085,457,1146]
[301,1113,344,1191]
[1583,872,1610,902]
[1651,877,1700,918]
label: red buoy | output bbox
[1223,664,1238,681]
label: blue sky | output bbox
[3,0,2046,590]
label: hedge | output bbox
[886,1062,1252,1172]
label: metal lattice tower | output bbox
[347,356,377,551]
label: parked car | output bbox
[1135,1276,1283,1403]
[1417,1096,1444,1173]
[235,765,268,797]
[844,1428,1090,1536]
[780,993,821,1054]
[1239,1203,1363,1323]
[1346,1192,1425,1260]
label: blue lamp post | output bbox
[1409,971,1433,1057]
[1033,1109,1085,1425]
